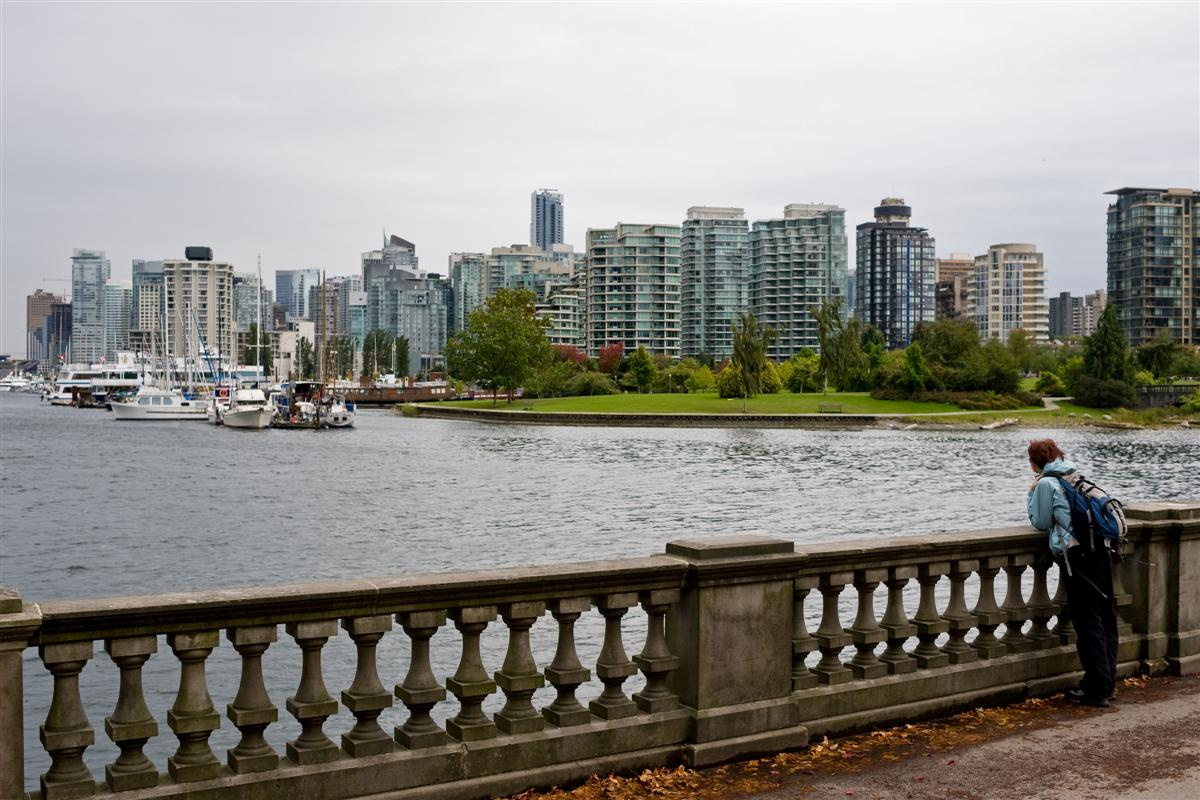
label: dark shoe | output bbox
[1066,689,1109,708]
[1065,687,1086,702]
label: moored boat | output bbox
[110,386,209,421]
[221,389,275,429]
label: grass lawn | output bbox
[452,391,974,415]
[900,400,1198,428]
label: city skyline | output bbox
[2,2,1197,356]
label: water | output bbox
[2,391,1197,787]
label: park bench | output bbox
[818,403,844,413]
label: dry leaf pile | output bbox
[502,683,1147,800]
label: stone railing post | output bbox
[791,577,819,689]
[39,641,95,800]
[103,636,158,791]
[226,625,279,774]
[395,610,449,748]
[971,557,1009,658]
[664,536,805,768]
[494,602,546,734]
[911,562,949,669]
[1000,558,1034,653]
[848,569,887,679]
[542,598,592,727]
[813,573,853,684]
[341,615,394,756]
[446,606,498,741]
[879,567,916,674]
[1124,502,1200,675]
[589,593,638,720]
[1051,564,1076,645]
[0,587,42,800]
[634,589,681,712]
[284,620,340,765]
[1026,555,1057,648]
[940,560,978,664]
[166,631,221,783]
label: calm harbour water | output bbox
[2,390,1197,786]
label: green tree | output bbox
[1083,303,1130,383]
[685,365,716,392]
[1006,329,1036,375]
[813,300,868,392]
[1136,330,1181,380]
[731,312,777,411]
[913,319,979,367]
[527,360,576,398]
[1035,371,1067,396]
[239,323,274,378]
[294,336,315,380]
[626,346,657,393]
[444,288,552,404]
[782,349,820,393]
[898,341,932,395]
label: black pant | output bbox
[1064,545,1119,698]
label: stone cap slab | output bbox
[666,535,794,560]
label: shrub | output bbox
[1180,390,1200,414]
[761,361,782,394]
[685,365,715,392]
[1131,369,1156,387]
[869,388,1041,410]
[1072,376,1136,409]
[564,371,618,396]
[1035,371,1067,396]
[716,363,744,399]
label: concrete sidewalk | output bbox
[743,674,1200,800]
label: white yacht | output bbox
[110,387,208,421]
[219,389,275,429]
[321,393,356,428]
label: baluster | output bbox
[284,620,340,764]
[791,577,820,689]
[848,569,887,679]
[1026,556,1056,648]
[341,615,394,756]
[940,560,979,664]
[879,567,916,674]
[446,606,498,741]
[226,625,279,774]
[971,557,1008,658]
[395,610,449,748]
[911,562,949,669]
[542,598,592,727]
[103,636,158,791]
[1000,558,1034,653]
[1051,562,1076,645]
[166,631,221,782]
[1111,558,1134,638]
[589,592,638,719]
[494,602,546,734]
[634,589,680,712]
[39,641,95,800]
[813,572,853,685]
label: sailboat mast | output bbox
[256,254,264,383]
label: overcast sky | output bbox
[2,1,1197,357]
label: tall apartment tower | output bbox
[102,283,132,360]
[1105,187,1198,346]
[275,268,322,320]
[129,260,164,354]
[749,204,848,360]
[855,199,937,349]
[233,273,274,332]
[681,206,749,359]
[162,249,235,360]
[26,289,63,368]
[70,249,111,364]
[1049,290,1108,340]
[935,253,975,322]
[531,189,564,252]
[971,243,1049,343]
[361,235,446,375]
[448,252,487,333]
[585,223,682,358]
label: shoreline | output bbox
[404,403,1195,431]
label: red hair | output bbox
[1027,439,1066,470]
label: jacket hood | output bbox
[1040,458,1077,477]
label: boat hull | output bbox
[221,406,274,429]
[111,399,208,421]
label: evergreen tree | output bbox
[626,346,656,393]
[1082,303,1130,383]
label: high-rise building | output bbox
[935,253,975,322]
[32,302,72,370]
[681,206,749,359]
[585,223,682,357]
[102,283,131,360]
[70,249,111,363]
[130,260,164,354]
[26,289,63,368]
[275,268,322,320]
[162,250,235,360]
[448,252,487,333]
[856,198,937,349]
[1105,187,1198,346]
[233,273,274,332]
[971,243,1049,343]
[538,277,586,350]
[1049,289,1107,340]
[485,244,573,301]
[531,189,564,252]
[748,204,848,359]
[361,236,446,375]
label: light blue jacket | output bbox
[1027,458,1081,557]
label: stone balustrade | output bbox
[1,500,1197,800]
